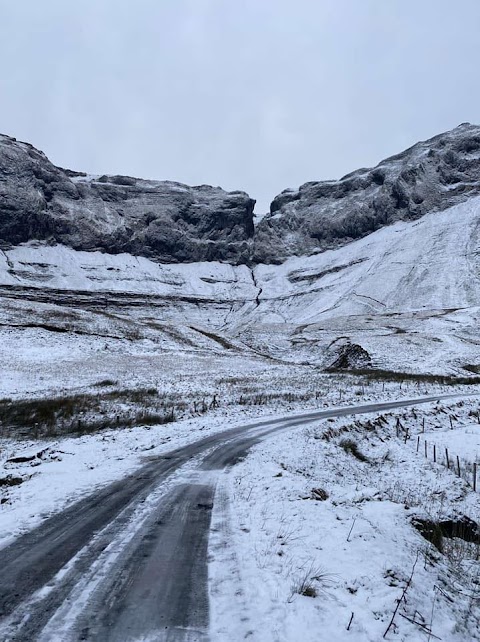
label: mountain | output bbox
[254,122,480,263]
[2,123,480,266]
[1,124,480,379]
[0,134,255,264]
[2,194,480,376]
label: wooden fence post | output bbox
[424,440,428,458]
[433,444,436,463]
[474,463,477,492]
[449,416,453,430]
[416,436,420,452]
[445,448,450,469]
[457,456,461,477]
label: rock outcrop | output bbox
[327,342,372,371]
[0,134,255,264]
[254,123,480,263]
[2,123,480,266]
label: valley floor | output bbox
[2,367,480,640]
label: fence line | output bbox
[414,432,478,491]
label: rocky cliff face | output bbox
[0,134,255,264]
[2,124,480,266]
[254,123,480,263]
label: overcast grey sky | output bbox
[1,1,479,214]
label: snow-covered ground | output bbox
[210,398,480,641]
[3,381,480,639]
[2,193,480,639]
[1,372,458,548]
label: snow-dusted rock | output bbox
[254,123,480,262]
[3,123,480,267]
[0,134,255,264]
[327,341,372,370]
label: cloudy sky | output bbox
[1,1,479,214]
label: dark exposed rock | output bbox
[0,134,255,264]
[412,516,480,553]
[254,123,480,263]
[0,476,25,487]
[2,123,480,265]
[311,488,329,501]
[328,342,372,370]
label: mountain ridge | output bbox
[0,132,255,265]
[254,122,480,262]
[1,123,480,266]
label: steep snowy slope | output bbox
[3,194,479,317]
[236,197,480,373]
[1,197,480,375]
[251,196,480,323]
[2,195,479,320]
[2,124,480,379]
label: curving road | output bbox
[0,395,458,641]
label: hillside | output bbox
[254,122,480,262]
[1,124,480,398]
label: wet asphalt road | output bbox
[0,395,456,641]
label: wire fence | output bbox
[395,416,479,492]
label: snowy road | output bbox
[0,395,460,641]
